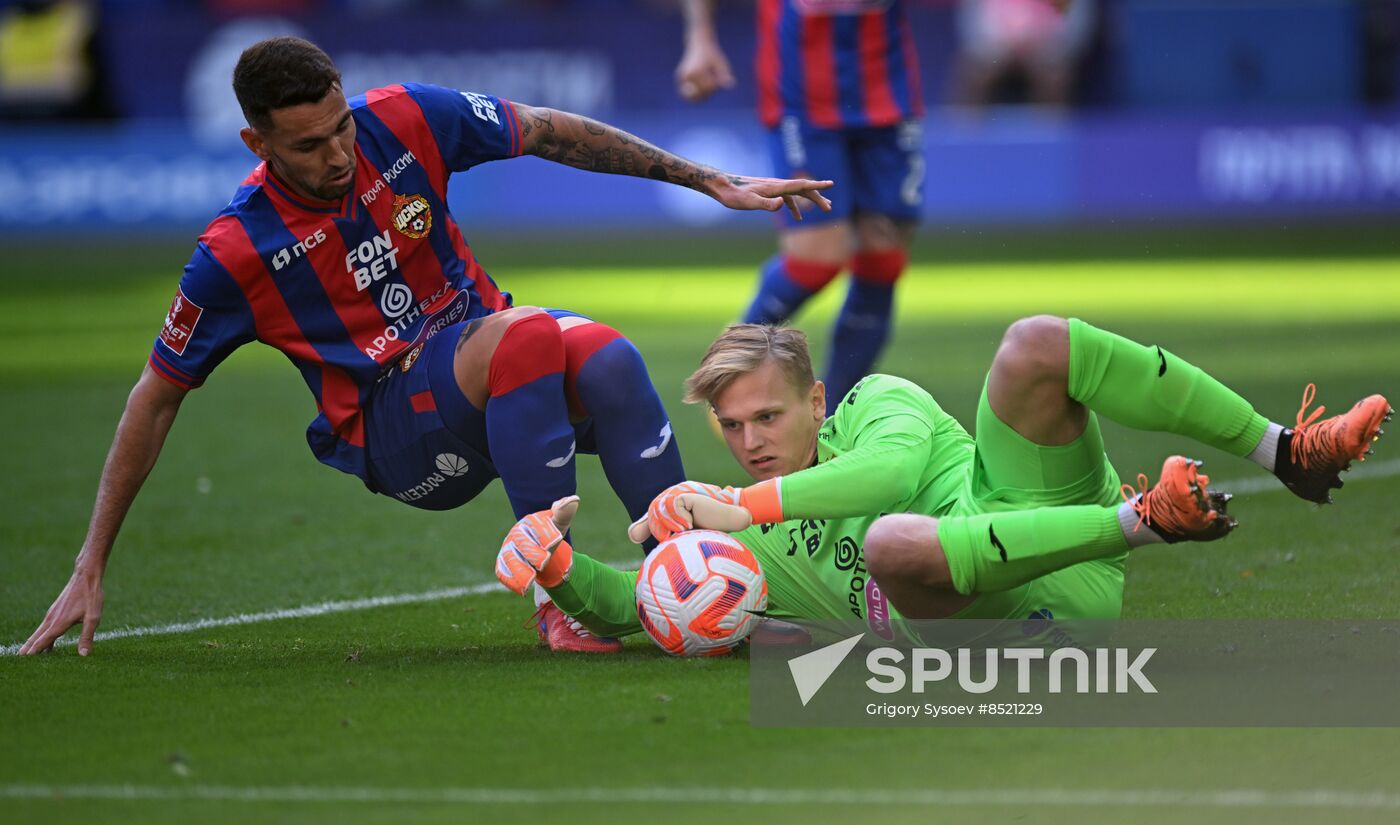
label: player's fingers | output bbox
[627,516,654,544]
[654,494,677,527]
[506,522,533,551]
[689,481,714,495]
[79,615,99,657]
[20,613,65,652]
[802,189,834,212]
[678,69,716,102]
[550,495,580,534]
[17,624,45,655]
[17,625,41,654]
[495,548,537,595]
[643,496,690,542]
[657,494,694,533]
[686,496,754,533]
[505,525,549,568]
[523,512,563,551]
[784,195,802,222]
[704,65,734,91]
[20,618,65,655]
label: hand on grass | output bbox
[20,563,104,656]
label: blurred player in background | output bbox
[676,0,924,415]
[952,0,1095,111]
[19,36,832,657]
[498,320,1389,639]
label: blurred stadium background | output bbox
[4,0,1400,241]
[4,2,1400,824]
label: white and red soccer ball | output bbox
[635,530,767,657]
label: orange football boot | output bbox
[531,601,623,654]
[1122,456,1236,544]
[1277,384,1391,504]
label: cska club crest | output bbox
[391,193,433,239]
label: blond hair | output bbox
[683,324,815,405]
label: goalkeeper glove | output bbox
[627,479,783,543]
[496,495,579,595]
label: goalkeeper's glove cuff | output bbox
[536,539,574,589]
[737,478,784,524]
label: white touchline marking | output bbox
[2,784,1400,809]
[0,583,498,656]
[4,458,1397,657]
[1207,457,1400,496]
[0,563,639,656]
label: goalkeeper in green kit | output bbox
[494,316,1391,641]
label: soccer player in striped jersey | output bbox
[497,320,1389,641]
[677,0,925,415]
[19,36,833,657]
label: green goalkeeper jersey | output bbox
[549,324,1164,639]
[732,373,974,639]
[546,374,978,640]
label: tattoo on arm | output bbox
[517,104,726,193]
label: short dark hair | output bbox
[232,37,342,131]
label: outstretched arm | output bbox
[766,415,934,520]
[633,415,935,543]
[633,380,947,543]
[20,365,187,655]
[509,102,832,220]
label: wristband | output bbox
[737,478,783,524]
[537,540,574,588]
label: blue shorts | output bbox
[767,118,925,229]
[362,316,498,511]
[361,309,613,512]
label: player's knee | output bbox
[995,315,1069,384]
[853,214,915,253]
[574,333,649,414]
[781,222,852,265]
[865,514,950,589]
[449,307,554,407]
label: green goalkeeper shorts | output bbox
[943,378,1128,622]
[739,379,1130,634]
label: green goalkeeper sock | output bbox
[938,505,1129,595]
[1067,318,1270,458]
[543,552,644,638]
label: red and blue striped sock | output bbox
[742,254,841,325]
[825,250,904,413]
[485,313,577,519]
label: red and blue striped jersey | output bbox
[149,83,521,482]
[756,0,923,129]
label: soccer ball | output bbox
[635,530,767,657]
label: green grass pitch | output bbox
[2,240,1399,825]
